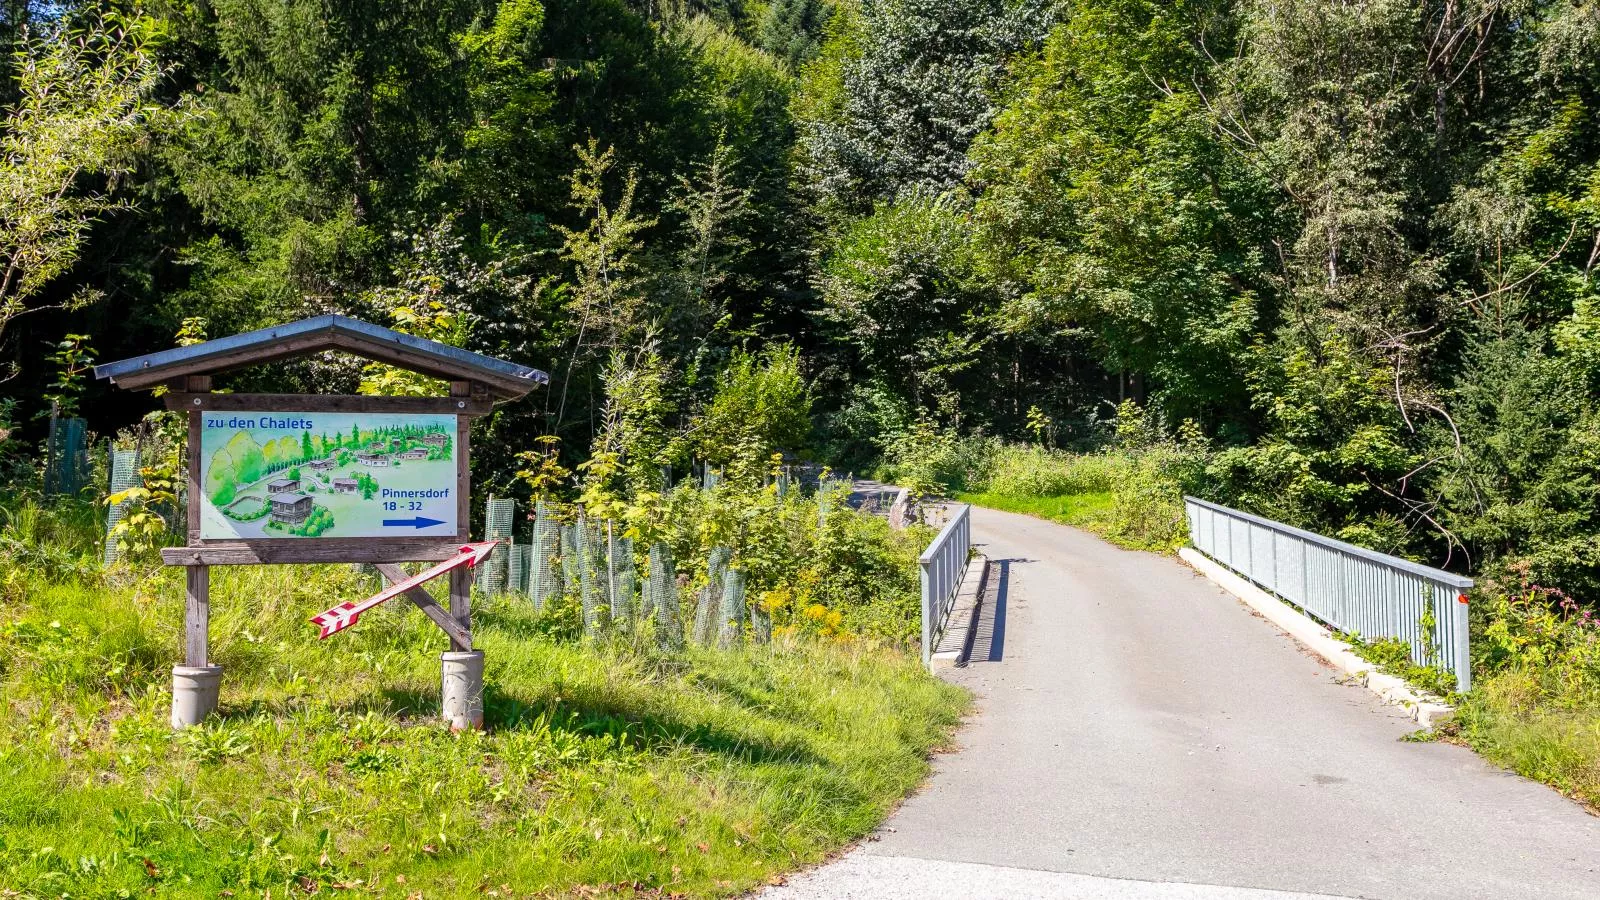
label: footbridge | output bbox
[770,502,1600,899]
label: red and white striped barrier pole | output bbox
[310,542,496,639]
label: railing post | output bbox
[920,558,934,668]
[918,503,971,672]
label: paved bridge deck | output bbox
[769,504,1600,899]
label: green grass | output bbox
[1447,670,1600,812]
[926,441,1198,552]
[952,488,1189,552]
[951,489,1191,552]
[952,491,1114,530]
[0,562,967,897]
[1337,635,1459,700]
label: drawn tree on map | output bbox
[223,430,266,485]
[206,448,236,504]
[293,506,335,537]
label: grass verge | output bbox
[951,491,1113,532]
[0,564,968,897]
[1444,671,1600,812]
[950,489,1185,553]
[1337,635,1458,700]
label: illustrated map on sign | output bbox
[198,411,458,540]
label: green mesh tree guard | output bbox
[716,568,746,649]
[751,592,773,644]
[103,448,141,567]
[479,497,515,595]
[691,582,714,645]
[646,542,682,650]
[577,514,603,636]
[817,479,851,528]
[561,523,580,599]
[643,538,668,643]
[606,526,636,629]
[530,499,559,611]
[692,546,730,645]
[45,417,88,496]
[509,544,529,595]
[638,559,654,624]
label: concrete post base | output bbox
[171,665,223,729]
[441,651,485,731]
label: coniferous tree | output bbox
[798,0,1050,213]
[757,0,830,70]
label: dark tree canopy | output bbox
[6,0,1600,596]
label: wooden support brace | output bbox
[162,540,467,566]
[374,563,473,649]
[185,564,210,667]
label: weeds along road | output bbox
[767,504,1600,900]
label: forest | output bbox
[2,0,1597,601]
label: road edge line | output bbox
[1178,547,1455,728]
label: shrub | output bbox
[651,477,928,645]
[983,444,1119,497]
[1101,445,1208,551]
[0,497,105,595]
[876,419,959,498]
[878,429,999,497]
[1451,574,1600,809]
[695,345,812,484]
[904,427,1208,551]
[1474,574,1600,704]
[291,506,335,537]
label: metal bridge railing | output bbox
[920,503,972,668]
[1185,497,1474,692]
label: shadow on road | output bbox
[965,558,1018,664]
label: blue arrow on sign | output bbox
[383,516,446,529]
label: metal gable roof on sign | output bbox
[94,315,548,400]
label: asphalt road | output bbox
[766,504,1600,899]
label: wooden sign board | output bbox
[163,394,475,565]
[197,410,460,540]
[95,315,548,729]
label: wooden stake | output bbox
[448,566,472,652]
[185,564,210,667]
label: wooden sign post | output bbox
[95,315,546,730]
